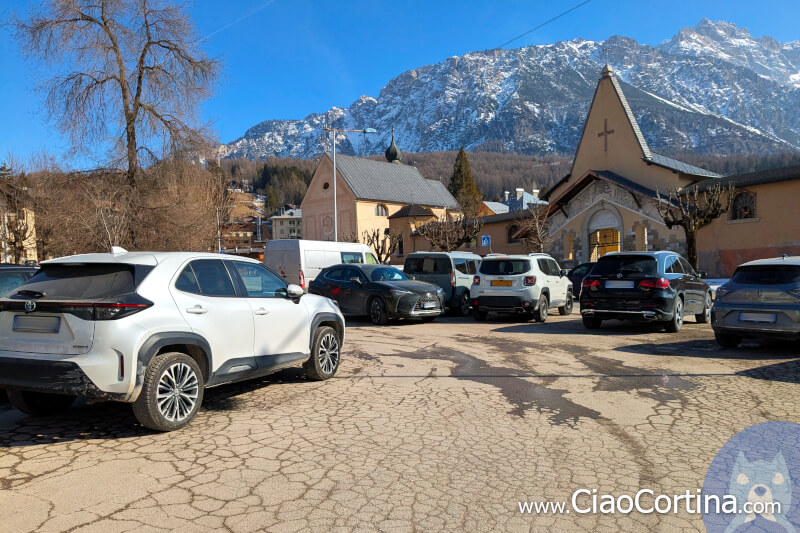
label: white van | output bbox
[264,240,379,290]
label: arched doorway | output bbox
[587,208,621,261]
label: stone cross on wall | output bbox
[597,118,615,152]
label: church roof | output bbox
[602,66,651,160]
[324,153,459,208]
[646,152,721,178]
[699,163,800,189]
[547,169,680,209]
[387,205,435,219]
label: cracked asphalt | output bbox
[1,314,798,532]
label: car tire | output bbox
[368,297,388,325]
[457,292,471,317]
[473,309,488,321]
[696,292,712,323]
[303,326,341,380]
[582,316,602,329]
[133,352,204,432]
[558,292,574,316]
[715,331,741,349]
[664,297,684,333]
[7,390,76,416]
[532,294,548,323]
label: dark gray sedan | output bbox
[711,256,800,347]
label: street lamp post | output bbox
[323,126,377,241]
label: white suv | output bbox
[0,250,345,431]
[470,253,573,322]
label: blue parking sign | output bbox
[481,235,491,247]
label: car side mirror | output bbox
[560,269,567,277]
[286,284,304,299]
[349,277,363,285]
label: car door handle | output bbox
[254,308,270,315]
[186,305,207,314]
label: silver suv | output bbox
[0,250,345,431]
[470,253,573,322]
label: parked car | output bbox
[579,251,712,332]
[711,256,800,347]
[0,250,344,431]
[0,264,38,296]
[470,253,573,322]
[264,239,379,290]
[309,263,444,324]
[567,262,595,297]
[403,251,481,316]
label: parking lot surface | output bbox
[1,315,798,532]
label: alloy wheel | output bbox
[156,362,199,422]
[370,300,382,324]
[318,332,340,375]
[676,300,683,327]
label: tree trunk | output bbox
[125,116,138,188]
[685,228,699,271]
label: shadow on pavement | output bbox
[737,359,800,384]
[614,338,798,360]
[491,317,668,336]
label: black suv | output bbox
[579,251,711,332]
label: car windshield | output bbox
[479,260,531,275]
[732,265,800,285]
[591,256,657,277]
[370,267,408,282]
[9,263,151,300]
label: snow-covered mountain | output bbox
[220,20,800,160]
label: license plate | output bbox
[605,280,634,289]
[422,301,437,309]
[738,312,777,323]
[13,315,61,333]
[491,280,512,287]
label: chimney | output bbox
[504,191,510,202]
[532,189,540,199]
[515,188,524,200]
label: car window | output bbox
[571,264,589,276]
[190,260,236,297]
[678,258,696,277]
[479,260,531,275]
[0,272,33,296]
[370,267,409,282]
[232,262,287,298]
[325,268,344,281]
[365,253,379,264]
[453,258,468,274]
[732,266,800,285]
[547,259,561,276]
[537,258,555,276]
[175,265,202,295]
[466,260,478,275]
[343,267,365,282]
[11,263,148,300]
[665,256,683,274]
[404,256,452,274]
[341,252,363,264]
[591,256,658,278]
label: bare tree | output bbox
[657,182,735,270]
[14,0,219,187]
[514,203,551,253]
[361,228,402,264]
[0,166,37,263]
[417,215,483,252]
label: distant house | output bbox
[502,188,548,211]
[301,134,458,244]
[271,207,302,239]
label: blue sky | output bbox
[1,0,798,168]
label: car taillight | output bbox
[93,302,152,320]
[1,294,154,321]
[473,276,480,285]
[582,278,600,289]
[640,278,670,290]
[299,270,305,288]
[524,276,536,286]
[450,271,456,287]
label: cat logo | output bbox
[24,300,36,313]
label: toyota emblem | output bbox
[24,300,37,313]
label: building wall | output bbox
[301,156,358,241]
[697,180,800,276]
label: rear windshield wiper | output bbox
[15,289,45,298]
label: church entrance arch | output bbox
[586,207,622,261]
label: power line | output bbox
[200,0,278,42]
[497,0,594,49]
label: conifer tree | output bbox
[447,148,482,217]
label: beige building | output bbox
[301,148,458,245]
[1,205,37,264]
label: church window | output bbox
[323,182,330,190]
[731,192,756,220]
[589,229,620,261]
[375,204,388,216]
